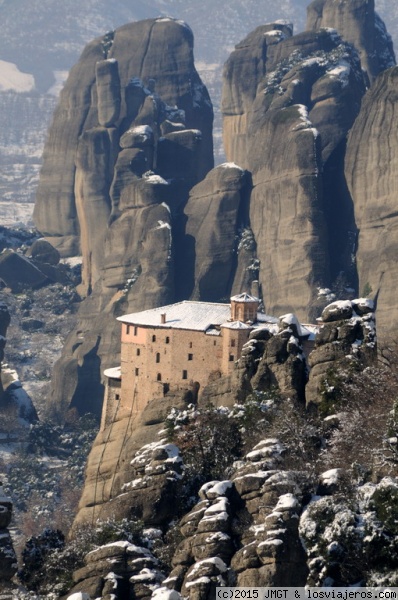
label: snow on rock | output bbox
[199,480,233,500]
[218,162,244,171]
[67,594,91,600]
[275,493,299,511]
[152,588,183,600]
[327,60,351,88]
[143,173,169,185]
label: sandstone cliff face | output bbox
[307,0,396,84]
[34,18,213,258]
[177,163,251,302]
[345,66,398,340]
[41,19,216,417]
[222,27,367,320]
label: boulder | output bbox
[0,250,48,292]
[25,238,60,265]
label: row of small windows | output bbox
[135,350,194,362]
[134,368,188,380]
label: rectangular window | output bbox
[136,348,140,356]
[115,394,120,400]
[165,336,170,344]
[229,355,234,362]
[135,368,139,376]
[231,339,236,347]
[134,326,138,336]
[188,353,193,361]
[182,370,188,380]
[152,334,156,342]
[189,342,193,348]
[126,325,130,335]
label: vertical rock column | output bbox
[74,60,120,295]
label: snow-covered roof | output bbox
[118,301,231,332]
[221,320,251,330]
[230,293,259,303]
[104,366,121,380]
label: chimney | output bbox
[160,313,166,324]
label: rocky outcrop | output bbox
[345,67,398,339]
[307,0,395,84]
[0,483,17,595]
[201,314,308,408]
[222,26,367,321]
[34,18,213,258]
[74,389,192,527]
[70,435,311,598]
[0,248,72,293]
[306,298,376,410]
[74,439,310,598]
[68,541,165,600]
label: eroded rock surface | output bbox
[74,389,191,527]
[306,299,376,410]
[41,18,216,417]
[307,0,395,84]
[201,314,308,408]
[222,26,367,321]
[345,66,398,340]
[34,18,213,258]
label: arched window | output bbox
[157,373,162,381]
[152,334,156,342]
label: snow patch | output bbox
[0,60,35,93]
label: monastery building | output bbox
[101,293,313,429]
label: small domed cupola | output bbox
[230,293,259,323]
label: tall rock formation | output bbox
[222,26,368,320]
[307,0,396,84]
[38,19,258,418]
[36,6,397,417]
[34,18,213,258]
[345,66,398,339]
